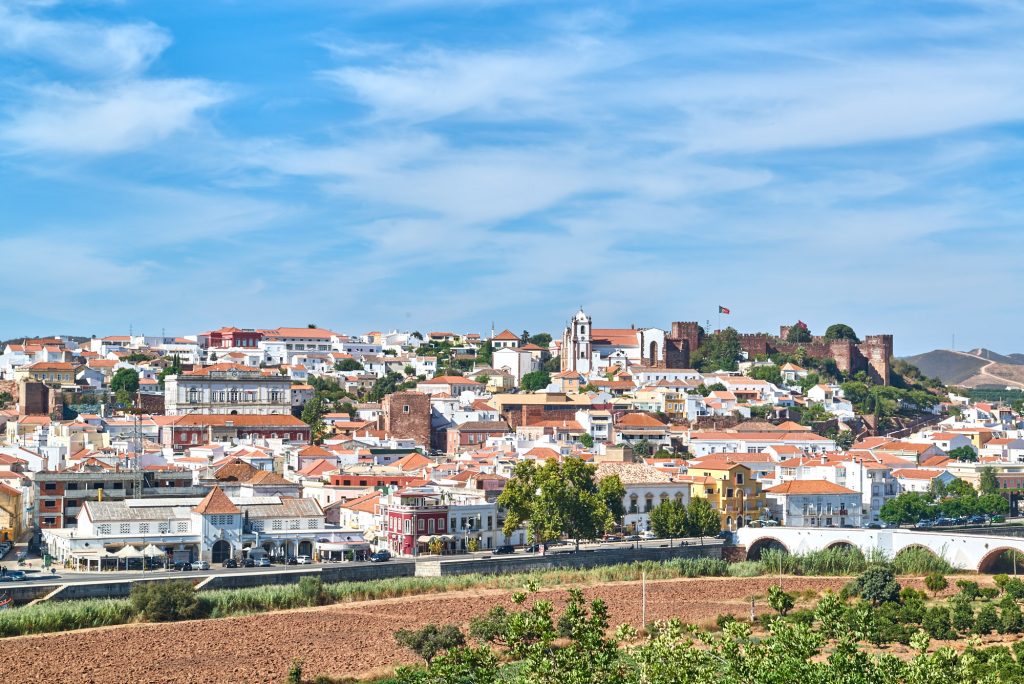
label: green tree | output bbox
[834,431,855,450]
[950,595,975,633]
[880,491,933,525]
[1000,596,1024,634]
[925,573,949,596]
[975,603,1000,635]
[394,624,466,664]
[824,323,860,343]
[649,499,688,541]
[747,365,782,386]
[334,358,364,372]
[691,327,742,372]
[300,395,327,444]
[978,493,1009,516]
[786,321,812,343]
[579,433,594,448]
[520,370,551,392]
[631,439,653,457]
[368,371,405,402]
[110,367,139,394]
[157,354,183,384]
[528,333,552,348]
[850,565,901,605]
[685,496,720,541]
[814,592,846,639]
[597,475,626,525]
[477,340,493,367]
[922,606,955,640]
[498,457,613,551]
[0,391,12,409]
[768,584,795,616]
[980,466,999,495]
[947,445,977,462]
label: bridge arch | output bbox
[746,536,789,561]
[824,540,859,552]
[977,547,1024,574]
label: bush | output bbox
[891,547,955,575]
[1004,578,1024,600]
[786,609,815,626]
[394,624,466,664]
[716,613,738,630]
[975,603,1000,635]
[922,607,956,640]
[925,573,948,595]
[956,580,981,601]
[849,566,901,605]
[981,587,1001,601]
[296,577,328,607]
[899,588,926,625]
[469,606,510,644]
[768,585,795,616]
[950,595,975,634]
[1000,597,1024,634]
[814,592,846,639]
[129,580,201,622]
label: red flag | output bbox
[718,306,730,314]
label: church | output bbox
[560,308,690,375]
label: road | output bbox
[0,537,710,588]
[948,349,1024,389]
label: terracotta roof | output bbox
[28,362,75,371]
[269,327,337,339]
[247,470,293,486]
[192,486,241,514]
[419,376,482,385]
[171,414,308,428]
[492,329,520,341]
[183,362,261,376]
[595,462,675,484]
[616,412,667,428]
[892,468,945,480]
[764,480,858,495]
[525,447,561,460]
[591,328,640,347]
[340,491,381,514]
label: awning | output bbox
[142,544,166,557]
[114,545,144,558]
[416,535,454,543]
[318,542,371,552]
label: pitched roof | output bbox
[595,462,675,484]
[591,328,640,347]
[764,480,858,495]
[616,412,667,428]
[419,375,483,385]
[192,486,241,514]
[891,468,945,480]
[492,329,520,341]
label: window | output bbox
[66,482,79,490]
[404,519,411,534]
[272,519,282,530]
[438,518,445,531]
[98,524,111,535]
[307,519,317,529]
[120,523,130,534]
[403,405,410,414]
[736,474,744,484]
[289,520,299,529]
[139,523,149,534]
[252,520,264,531]
[428,519,435,533]
[451,518,456,530]
[159,523,170,533]
[487,516,492,530]
[44,482,56,491]
[417,518,424,531]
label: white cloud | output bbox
[4,79,226,154]
[0,4,170,74]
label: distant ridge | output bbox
[902,348,1024,389]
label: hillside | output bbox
[902,348,1024,389]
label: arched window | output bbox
[644,494,654,513]
[674,492,683,503]
[659,493,669,506]
[629,494,639,515]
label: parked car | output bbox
[241,557,256,567]
[915,520,934,529]
[221,558,238,568]
[992,515,1007,523]
[968,515,987,525]
[192,560,210,570]
[624,534,642,542]
[285,556,299,565]
[493,545,515,554]
[173,562,193,572]
[296,555,312,564]
[762,520,779,527]
[864,522,882,529]
[368,550,391,562]
[256,557,272,567]
[640,531,657,540]
[602,534,623,542]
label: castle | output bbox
[561,309,893,385]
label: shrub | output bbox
[469,606,510,644]
[1000,597,1024,634]
[981,587,1000,601]
[1004,578,1024,600]
[922,607,955,640]
[296,577,327,607]
[950,596,975,634]
[956,580,981,601]
[850,565,901,605]
[899,589,926,625]
[925,573,948,595]
[394,624,466,664]
[786,609,815,626]
[716,613,738,630]
[891,547,955,575]
[994,574,1010,590]
[815,592,846,639]
[768,585,795,616]
[975,604,1000,635]
[129,580,201,622]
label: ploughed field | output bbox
[0,575,942,683]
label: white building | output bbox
[164,363,293,415]
[763,480,862,528]
[596,462,691,533]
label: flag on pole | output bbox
[718,306,730,314]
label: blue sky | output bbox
[2,0,1023,354]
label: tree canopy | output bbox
[300,395,327,444]
[498,458,613,550]
[334,358,364,372]
[597,475,626,524]
[520,370,551,392]
[824,323,860,343]
[649,499,688,539]
[785,321,812,343]
[691,327,741,372]
[110,368,140,394]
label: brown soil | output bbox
[0,575,977,683]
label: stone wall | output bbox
[382,391,431,449]
[415,541,724,577]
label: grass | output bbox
[0,550,958,639]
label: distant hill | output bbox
[902,348,1024,389]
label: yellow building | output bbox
[15,361,79,386]
[682,460,766,530]
[0,483,23,542]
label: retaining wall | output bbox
[415,541,724,577]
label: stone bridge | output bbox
[736,526,1024,572]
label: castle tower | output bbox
[561,308,593,373]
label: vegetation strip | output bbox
[0,549,956,639]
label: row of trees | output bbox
[647,498,720,542]
[879,471,1008,524]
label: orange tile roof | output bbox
[492,329,520,341]
[192,486,240,514]
[616,412,667,428]
[765,480,858,495]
